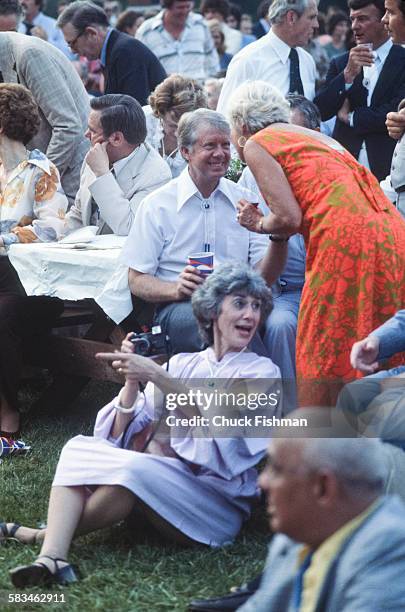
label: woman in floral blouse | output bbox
[0,83,68,451]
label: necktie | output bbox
[292,550,313,610]
[289,48,304,96]
[23,21,35,35]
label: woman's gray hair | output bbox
[228,81,290,135]
[268,0,311,24]
[302,438,387,496]
[177,108,230,151]
[287,93,321,130]
[191,262,273,346]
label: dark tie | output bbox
[289,48,304,96]
[23,21,35,35]
[292,550,313,610]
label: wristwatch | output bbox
[269,234,289,242]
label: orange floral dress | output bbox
[251,127,405,405]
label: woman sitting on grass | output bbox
[3,263,281,587]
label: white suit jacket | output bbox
[65,142,171,236]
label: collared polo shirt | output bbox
[136,11,219,80]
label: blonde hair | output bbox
[149,74,207,120]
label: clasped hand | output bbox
[237,199,264,233]
[386,108,405,141]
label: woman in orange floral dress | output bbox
[229,82,405,405]
[0,84,67,448]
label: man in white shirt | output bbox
[19,0,72,57]
[136,0,219,81]
[314,0,405,181]
[217,0,318,115]
[122,109,273,353]
[65,94,171,236]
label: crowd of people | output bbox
[1,0,405,608]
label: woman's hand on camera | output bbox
[121,332,136,354]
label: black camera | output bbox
[130,325,170,357]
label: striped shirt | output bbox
[136,11,219,81]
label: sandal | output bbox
[0,436,31,458]
[10,555,78,588]
[0,523,21,544]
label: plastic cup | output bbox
[359,42,373,50]
[188,252,214,276]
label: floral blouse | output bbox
[0,149,67,251]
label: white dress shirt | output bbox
[18,12,73,58]
[217,29,317,115]
[349,39,393,169]
[121,167,269,281]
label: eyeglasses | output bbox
[66,29,85,49]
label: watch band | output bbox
[269,234,289,242]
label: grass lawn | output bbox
[0,380,269,612]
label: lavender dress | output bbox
[52,348,281,547]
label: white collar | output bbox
[176,167,238,212]
[267,29,292,64]
[374,38,393,63]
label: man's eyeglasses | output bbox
[67,29,85,49]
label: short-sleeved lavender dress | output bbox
[52,349,281,547]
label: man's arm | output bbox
[203,23,220,78]
[129,267,204,303]
[351,310,405,372]
[371,310,405,360]
[87,144,172,236]
[110,41,166,106]
[257,240,289,286]
[20,47,88,174]
[314,47,374,121]
[314,57,348,121]
[350,88,405,136]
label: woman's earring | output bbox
[237,136,247,148]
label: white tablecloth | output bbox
[8,235,133,324]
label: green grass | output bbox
[0,381,269,612]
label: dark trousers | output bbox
[0,257,63,410]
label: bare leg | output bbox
[0,394,20,434]
[9,484,195,575]
[35,484,136,572]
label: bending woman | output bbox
[228,81,405,406]
[4,263,280,587]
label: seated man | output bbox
[64,94,171,236]
[190,421,405,611]
[337,309,405,416]
[121,108,274,353]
